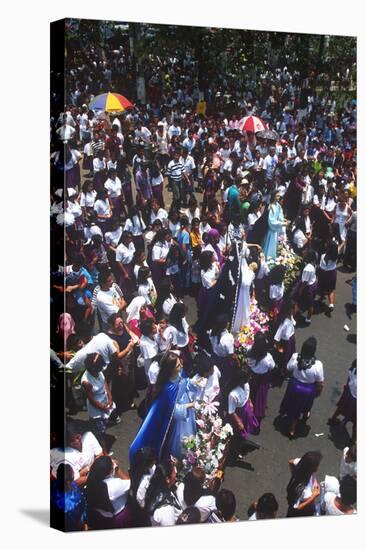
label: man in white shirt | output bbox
[66,332,119,373]
[92,271,126,330]
[134,120,152,144]
[180,147,196,204]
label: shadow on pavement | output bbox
[327,423,352,450]
[273,415,310,440]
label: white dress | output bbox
[232,245,255,332]
[335,203,350,241]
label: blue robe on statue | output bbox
[262,202,284,260]
[129,372,197,463]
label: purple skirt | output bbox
[93,170,107,193]
[123,182,133,207]
[151,261,166,287]
[82,156,93,171]
[277,334,296,369]
[118,262,136,301]
[249,371,272,419]
[65,164,81,189]
[152,184,165,208]
[292,280,318,311]
[279,378,317,419]
[110,195,123,219]
[234,401,260,440]
[318,268,337,295]
[336,384,356,423]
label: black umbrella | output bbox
[256,129,280,141]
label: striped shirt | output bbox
[167,159,185,182]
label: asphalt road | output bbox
[73,170,357,521]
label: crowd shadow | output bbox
[346,333,356,345]
[345,302,356,320]
[327,423,352,450]
[273,415,311,440]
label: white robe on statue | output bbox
[232,244,255,333]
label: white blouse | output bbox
[269,282,284,300]
[152,242,170,261]
[248,352,276,375]
[80,190,97,208]
[301,263,317,285]
[228,383,250,414]
[104,177,122,198]
[287,353,324,384]
[274,318,295,342]
[319,254,337,271]
[115,242,135,264]
[209,329,234,357]
[163,318,189,348]
[124,216,146,236]
[201,264,219,288]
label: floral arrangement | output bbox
[267,242,303,292]
[180,396,233,486]
[233,303,270,361]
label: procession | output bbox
[50,21,357,530]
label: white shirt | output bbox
[136,467,156,508]
[140,335,159,374]
[124,216,146,236]
[104,177,122,198]
[190,367,221,401]
[163,318,189,348]
[293,229,307,249]
[151,173,164,187]
[147,360,160,385]
[66,333,117,373]
[152,242,170,261]
[80,190,97,208]
[94,199,111,218]
[116,241,135,264]
[228,383,250,414]
[98,478,131,517]
[169,221,181,238]
[269,282,284,300]
[287,353,324,383]
[301,263,317,285]
[348,367,357,398]
[209,329,234,357]
[50,432,102,480]
[163,295,177,316]
[105,227,123,247]
[81,370,114,419]
[320,254,337,271]
[201,264,219,288]
[274,318,295,342]
[138,278,157,305]
[176,483,216,522]
[150,208,169,225]
[95,286,124,326]
[248,352,275,375]
[339,447,357,480]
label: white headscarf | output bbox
[126,296,147,323]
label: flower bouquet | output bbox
[180,396,233,486]
[267,242,303,293]
[234,303,270,361]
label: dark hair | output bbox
[287,451,322,507]
[179,216,190,228]
[168,302,186,333]
[176,506,201,525]
[324,240,338,263]
[199,250,214,272]
[339,475,357,506]
[183,467,206,506]
[297,336,317,370]
[277,298,294,322]
[66,333,83,351]
[56,463,74,489]
[86,456,114,514]
[268,264,286,286]
[155,352,181,394]
[137,266,150,286]
[256,493,279,519]
[98,269,112,286]
[216,489,236,521]
[226,367,251,396]
[84,352,105,373]
[107,311,124,328]
[211,314,229,342]
[145,459,176,515]
[304,249,317,265]
[129,447,157,499]
[82,179,93,194]
[248,332,269,363]
[119,230,133,246]
[194,352,214,377]
[140,318,155,337]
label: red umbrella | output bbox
[239,115,267,133]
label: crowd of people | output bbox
[50,25,357,531]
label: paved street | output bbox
[73,177,356,520]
